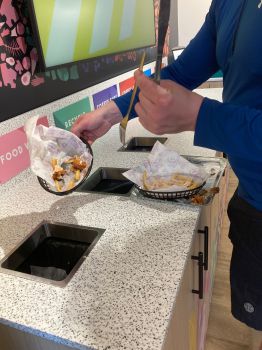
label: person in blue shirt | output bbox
[72,0,262,346]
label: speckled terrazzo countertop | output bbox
[0,89,222,350]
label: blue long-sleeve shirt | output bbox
[114,0,262,211]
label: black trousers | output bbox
[227,190,262,330]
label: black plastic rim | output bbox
[37,139,93,196]
[135,181,206,201]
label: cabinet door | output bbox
[163,231,201,350]
[197,208,212,350]
[196,170,229,350]
[164,168,229,350]
[0,323,74,350]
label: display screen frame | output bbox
[28,0,156,72]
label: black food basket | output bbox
[135,181,206,201]
[37,139,93,196]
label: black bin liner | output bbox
[128,145,153,152]
[92,179,133,194]
[16,237,89,281]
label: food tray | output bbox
[133,156,227,205]
[37,140,93,196]
[134,181,205,200]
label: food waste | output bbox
[51,155,88,192]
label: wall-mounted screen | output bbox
[29,0,156,70]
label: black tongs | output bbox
[155,0,171,84]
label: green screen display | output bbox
[31,0,156,69]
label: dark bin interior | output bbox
[77,167,133,195]
[16,237,89,281]
[118,137,167,152]
[0,222,104,286]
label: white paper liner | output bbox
[123,141,208,192]
[24,116,93,192]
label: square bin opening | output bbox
[0,222,105,287]
[118,137,167,152]
[77,167,133,195]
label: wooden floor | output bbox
[205,170,250,350]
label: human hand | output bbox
[134,70,204,135]
[71,101,122,144]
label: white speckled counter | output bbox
[0,88,223,350]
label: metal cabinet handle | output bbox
[198,226,209,271]
[191,252,204,299]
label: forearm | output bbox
[194,98,262,161]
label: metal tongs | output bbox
[119,51,146,145]
[119,0,171,145]
[155,0,171,84]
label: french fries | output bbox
[142,171,150,190]
[67,180,75,191]
[54,180,62,192]
[51,158,57,170]
[75,169,80,181]
[142,171,200,191]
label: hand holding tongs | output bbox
[119,0,171,145]
[119,51,146,145]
